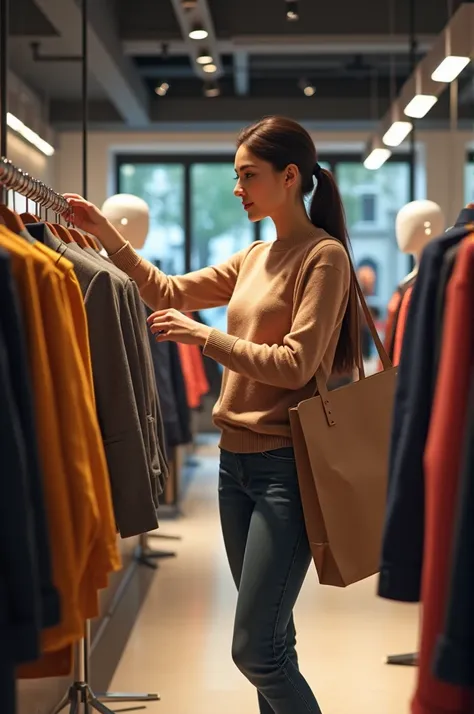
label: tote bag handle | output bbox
[314,242,394,425]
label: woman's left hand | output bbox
[147,309,211,346]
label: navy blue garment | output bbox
[433,370,474,687]
[0,249,60,647]
[0,249,42,671]
[378,221,471,602]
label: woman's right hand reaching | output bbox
[63,193,126,254]
[63,194,107,234]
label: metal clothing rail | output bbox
[0,157,72,218]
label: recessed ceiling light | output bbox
[298,79,315,97]
[204,82,220,98]
[363,148,392,170]
[431,56,470,83]
[382,121,413,147]
[203,63,217,74]
[155,81,170,96]
[189,24,208,40]
[286,0,299,21]
[197,49,214,65]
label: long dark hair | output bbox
[236,115,359,373]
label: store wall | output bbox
[57,128,470,227]
[6,131,57,187]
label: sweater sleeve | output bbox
[109,240,255,312]
[203,243,351,389]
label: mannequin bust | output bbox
[396,200,445,282]
[101,194,149,249]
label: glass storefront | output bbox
[116,154,412,327]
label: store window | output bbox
[190,162,253,332]
[116,155,410,319]
[118,162,185,274]
[336,160,410,315]
[464,152,474,205]
[361,194,376,223]
[117,156,255,333]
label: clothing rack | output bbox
[0,0,161,711]
[0,157,72,218]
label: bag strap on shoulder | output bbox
[313,239,394,423]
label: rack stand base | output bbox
[50,683,159,714]
[385,652,418,666]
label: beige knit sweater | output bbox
[110,231,351,454]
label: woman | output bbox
[65,116,359,714]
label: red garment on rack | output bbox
[393,285,414,366]
[178,322,209,409]
[384,288,403,360]
[412,237,474,714]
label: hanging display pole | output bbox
[0,0,8,203]
[82,0,88,200]
[408,0,417,205]
[385,0,418,670]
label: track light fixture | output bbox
[155,81,170,97]
[189,24,209,40]
[286,0,299,21]
[298,79,315,97]
[197,49,214,65]
[204,82,220,98]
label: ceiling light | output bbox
[189,24,208,41]
[204,82,220,98]
[181,0,197,8]
[6,112,55,156]
[404,94,438,118]
[431,55,470,83]
[382,121,413,147]
[155,81,170,96]
[363,148,392,170]
[203,63,217,74]
[197,49,214,65]
[286,0,299,20]
[298,79,315,96]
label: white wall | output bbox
[57,128,471,226]
[6,131,57,187]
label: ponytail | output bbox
[310,169,360,374]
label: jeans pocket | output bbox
[260,447,296,463]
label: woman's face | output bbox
[233,144,288,223]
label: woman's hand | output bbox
[147,309,212,346]
[63,194,108,234]
[63,193,126,254]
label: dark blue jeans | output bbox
[218,447,322,714]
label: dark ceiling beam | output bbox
[169,0,223,80]
[123,34,437,57]
[33,0,150,126]
[50,92,466,128]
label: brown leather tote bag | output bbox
[290,256,397,587]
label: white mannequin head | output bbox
[395,200,444,265]
[101,193,150,249]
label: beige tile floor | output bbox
[110,444,419,714]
